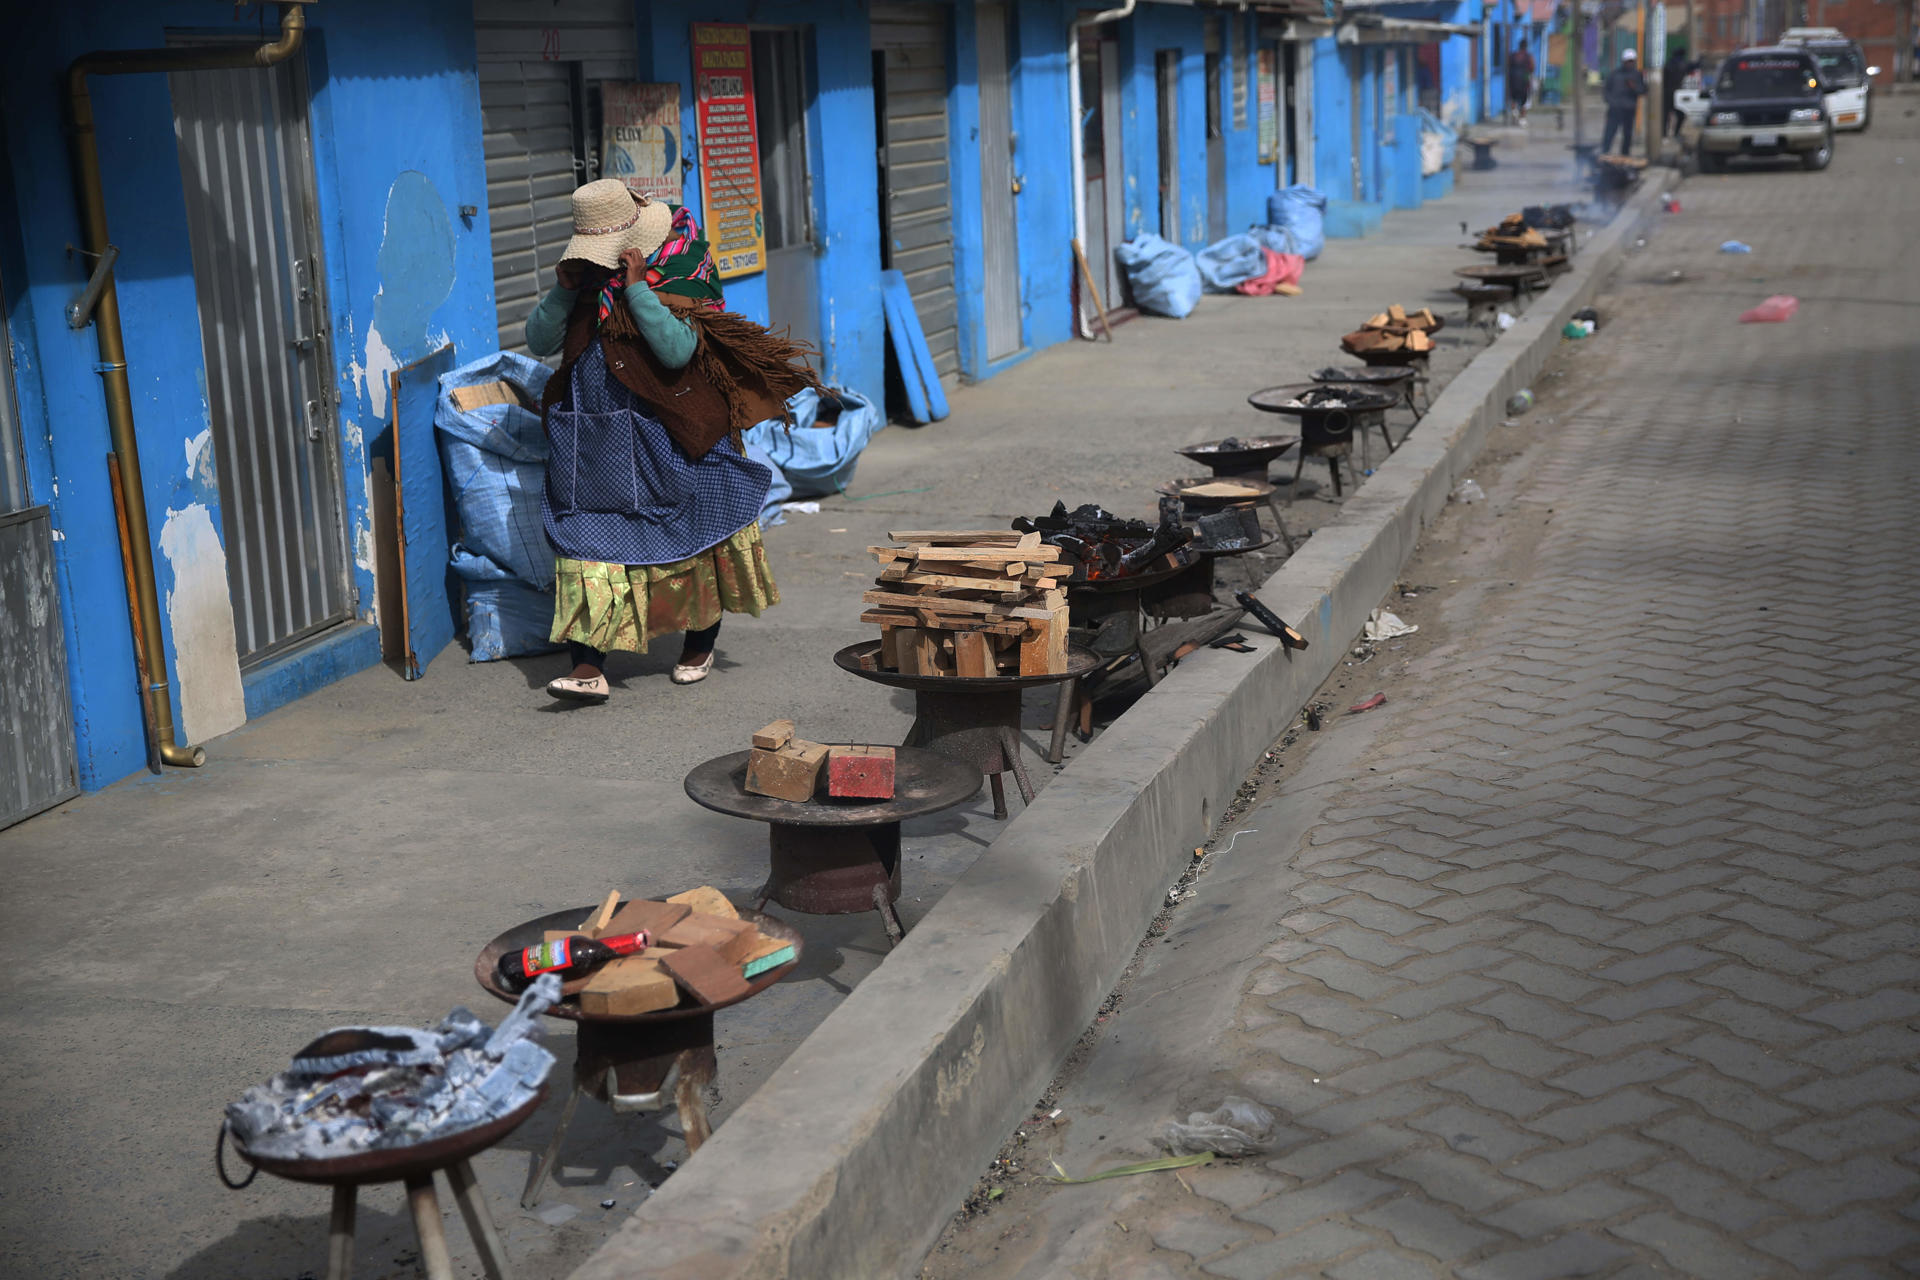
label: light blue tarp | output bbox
[1266,186,1328,261]
[1195,234,1267,292]
[1115,233,1204,318]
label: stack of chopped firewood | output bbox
[861,530,1069,677]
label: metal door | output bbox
[0,272,79,830]
[1157,51,1181,240]
[977,3,1023,362]
[1078,31,1127,319]
[873,4,959,379]
[474,0,641,356]
[1205,21,1227,242]
[171,53,351,666]
[754,28,822,358]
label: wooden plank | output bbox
[885,530,1024,544]
[878,569,1031,595]
[862,610,1028,636]
[911,629,943,676]
[954,631,995,678]
[752,719,795,750]
[909,546,1062,564]
[863,590,1054,620]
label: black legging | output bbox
[570,620,720,671]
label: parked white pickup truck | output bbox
[1780,30,1877,131]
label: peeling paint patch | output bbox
[159,504,247,744]
[363,327,398,421]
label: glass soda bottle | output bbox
[496,930,650,993]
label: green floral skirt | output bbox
[549,523,778,655]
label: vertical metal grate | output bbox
[171,54,351,664]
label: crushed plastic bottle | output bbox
[1739,295,1799,324]
[1720,240,1753,254]
[1505,389,1536,416]
[1450,478,1487,504]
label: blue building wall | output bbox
[1,0,494,791]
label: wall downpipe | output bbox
[1069,0,1139,340]
[64,3,308,769]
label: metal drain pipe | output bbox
[65,3,308,768]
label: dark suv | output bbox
[1698,47,1833,172]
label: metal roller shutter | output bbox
[872,4,958,380]
[473,0,639,355]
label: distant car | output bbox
[1779,30,1876,130]
[1697,47,1833,173]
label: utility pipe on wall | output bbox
[1068,0,1139,341]
[65,2,309,769]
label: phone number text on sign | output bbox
[691,23,767,281]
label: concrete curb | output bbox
[572,178,1672,1280]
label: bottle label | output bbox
[520,938,573,976]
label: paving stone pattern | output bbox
[1162,137,1920,1272]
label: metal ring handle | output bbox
[214,1117,258,1190]
[1322,408,1353,438]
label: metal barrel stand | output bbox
[235,1093,544,1280]
[684,748,980,946]
[471,908,803,1208]
[834,641,1099,813]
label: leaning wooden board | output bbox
[881,269,950,424]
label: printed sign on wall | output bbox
[602,83,683,205]
[691,23,767,279]
[1257,47,1279,164]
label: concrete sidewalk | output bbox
[0,133,1596,1280]
[924,107,1920,1280]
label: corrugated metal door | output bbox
[976,3,1022,362]
[1,276,79,830]
[171,52,352,666]
[873,3,958,380]
[474,0,640,355]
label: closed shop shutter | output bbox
[872,3,958,380]
[473,0,639,355]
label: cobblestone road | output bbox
[931,111,1920,1279]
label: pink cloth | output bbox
[1738,295,1799,324]
[1235,249,1307,296]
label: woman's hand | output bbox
[556,260,585,291]
[619,248,650,282]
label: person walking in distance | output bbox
[1508,42,1536,124]
[1601,48,1649,155]
[1662,46,1699,138]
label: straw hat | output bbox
[561,179,673,269]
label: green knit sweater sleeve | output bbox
[523,285,576,357]
[624,283,697,370]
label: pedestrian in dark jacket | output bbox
[1601,49,1648,155]
[1508,44,1536,122]
[1662,48,1699,137]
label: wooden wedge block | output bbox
[746,739,828,802]
[597,898,691,940]
[1020,605,1069,676]
[657,911,759,964]
[743,937,797,979]
[666,885,740,920]
[659,944,752,1005]
[580,891,621,934]
[579,955,679,1016]
[1388,303,1407,322]
[954,631,995,678]
[752,719,796,750]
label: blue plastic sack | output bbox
[436,352,554,589]
[743,386,885,500]
[744,435,794,525]
[449,548,560,661]
[1114,233,1204,318]
[1195,234,1267,292]
[1247,225,1300,257]
[1266,186,1328,261]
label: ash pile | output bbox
[225,974,561,1162]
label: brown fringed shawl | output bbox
[544,289,824,460]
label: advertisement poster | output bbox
[1257,48,1279,163]
[691,23,767,279]
[602,83,682,204]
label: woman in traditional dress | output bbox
[526,179,818,702]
